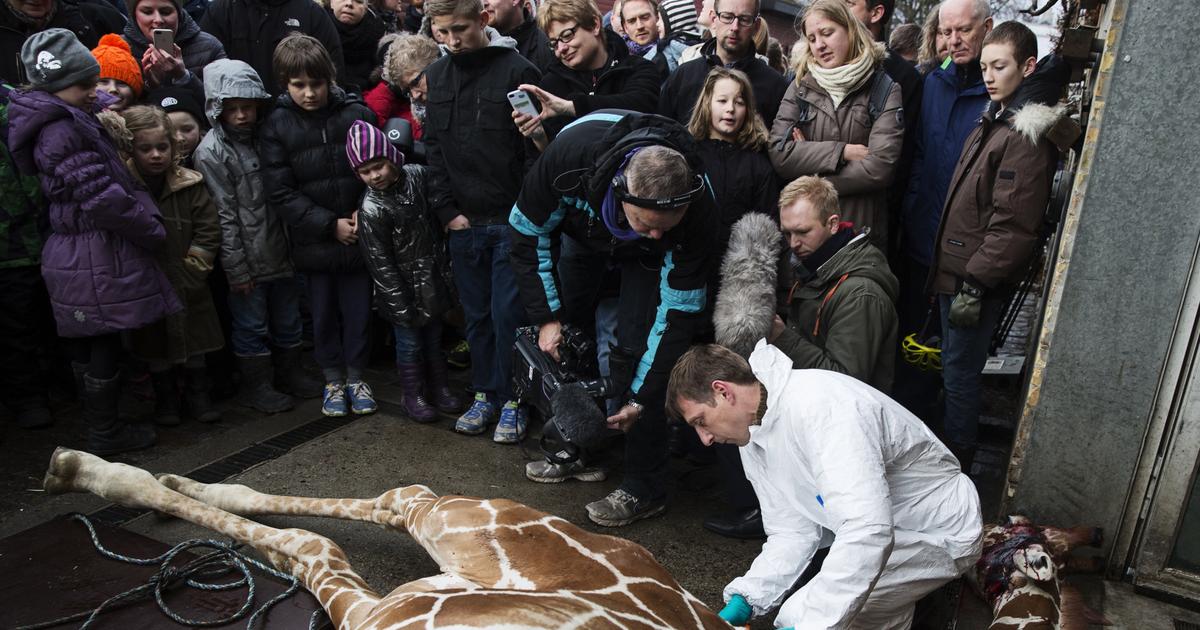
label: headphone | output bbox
[610,171,706,211]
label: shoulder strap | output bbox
[866,68,895,125]
[812,273,851,337]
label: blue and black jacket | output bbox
[509,110,716,404]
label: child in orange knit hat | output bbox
[92,34,143,111]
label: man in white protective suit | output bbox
[666,340,983,629]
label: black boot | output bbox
[84,372,156,456]
[237,356,294,414]
[272,345,322,399]
[702,508,765,540]
[150,369,182,426]
[183,367,221,423]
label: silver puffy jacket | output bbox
[193,59,293,286]
[357,164,454,328]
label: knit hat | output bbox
[345,119,403,170]
[91,34,144,97]
[148,85,207,129]
[20,28,101,94]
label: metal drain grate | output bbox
[88,415,357,525]
[1176,620,1200,630]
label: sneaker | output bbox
[455,392,495,435]
[585,489,667,527]
[346,380,378,415]
[492,401,527,444]
[447,340,470,369]
[321,382,347,417]
[525,459,608,484]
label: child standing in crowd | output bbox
[91,34,144,111]
[687,66,778,232]
[121,105,225,425]
[326,0,386,94]
[259,34,378,417]
[346,120,462,421]
[194,59,319,414]
[148,86,209,165]
[7,29,180,454]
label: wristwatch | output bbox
[626,399,645,417]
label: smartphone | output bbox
[152,28,174,52]
[507,89,538,118]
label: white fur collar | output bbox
[1011,102,1069,145]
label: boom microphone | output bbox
[714,212,785,357]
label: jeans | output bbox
[394,321,443,364]
[227,277,304,357]
[305,271,373,375]
[448,224,525,402]
[938,291,1008,448]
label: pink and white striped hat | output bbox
[345,119,404,170]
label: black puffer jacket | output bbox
[201,0,345,95]
[538,28,660,140]
[0,0,124,85]
[696,138,778,232]
[658,38,787,127]
[259,85,375,272]
[329,6,385,95]
[424,32,540,226]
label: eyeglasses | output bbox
[714,11,758,27]
[546,25,579,49]
[399,70,425,97]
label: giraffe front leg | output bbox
[43,448,383,630]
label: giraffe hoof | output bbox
[43,447,83,495]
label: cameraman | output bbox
[509,110,717,527]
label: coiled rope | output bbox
[15,513,330,630]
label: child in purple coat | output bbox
[7,28,180,456]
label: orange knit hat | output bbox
[91,34,143,97]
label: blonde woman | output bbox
[768,0,903,249]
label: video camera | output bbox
[511,325,620,464]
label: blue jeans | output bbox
[448,224,525,402]
[938,292,1008,448]
[228,277,304,357]
[394,321,444,364]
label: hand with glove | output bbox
[948,281,985,328]
[718,593,752,626]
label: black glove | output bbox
[948,281,984,328]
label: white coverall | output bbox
[724,341,983,629]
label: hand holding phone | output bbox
[507,89,539,119]
[152,28,174,52]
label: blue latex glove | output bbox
[718,594,752,625]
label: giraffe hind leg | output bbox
[44,448,383,629]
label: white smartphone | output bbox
[507,89,538,118]
[152,28,174,52]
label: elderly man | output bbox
[0,0,123,84]
[667,342,982,629]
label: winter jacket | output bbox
[357,165,454,328]
[639,36,688,76]
[6,89,180,337]
[424,31,540,226]
[770,70,905,249]
[510,110,716,404]
[329,6,385,94]
[123,8,227,84]
[0,83,44,268]
[900,61,988,266]
[200,0,345,95]
[537,28,660,141]
[0,0,125,85]
[503,13,555,73]
[774,232,898,393]
[259,85,374,272]
[728,341,981,627]
[193,59,293,286]
[659,38,788,127]
[363,80,422,139]
[696,138,778,233]
[127,164,225,362]
[928,61,1078,296]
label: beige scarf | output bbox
[807,46,878,109]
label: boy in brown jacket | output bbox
[927,21,1079,470]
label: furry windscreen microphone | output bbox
[549,382,608,447]
[714,212,784,358]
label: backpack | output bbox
[792,68,896,128]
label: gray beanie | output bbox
[20,28,101,94]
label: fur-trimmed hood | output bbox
[987,55,1081,151]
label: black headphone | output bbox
[610,172,706,211]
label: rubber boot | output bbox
[236,356,294,414]
[426,352,463,414]
[184,367,222,423]
[273,345,323,399]
[84,372,156,456]
[397,362,437,422]
[150,369,182,426]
